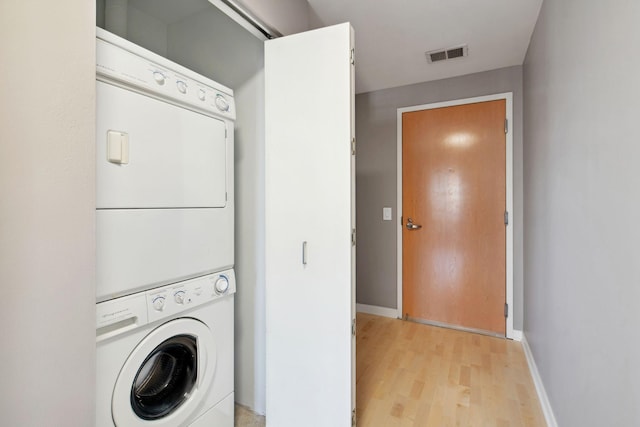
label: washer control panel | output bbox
[214,276,230,294]
[96,35,235,120]
[146,269,236,323]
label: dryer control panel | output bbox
[96,28,235,120]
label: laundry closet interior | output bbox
[95,0,355,426]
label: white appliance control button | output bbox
[174,291,186,304]
[152,296,166,311]
[214,276,230,294]
[215,95,230,112]
[198,89,206,101]
[153,72,166,85]
[176,80,187,94]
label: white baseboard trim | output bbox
[521,334,558,427]
[356,303,398,319]
[511,329,523,342]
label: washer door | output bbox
[112,318,217,427]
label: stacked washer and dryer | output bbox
[95,28,236,426]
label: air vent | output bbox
[446,47,465,59]
[425,44,468,63]
[429,50,447,63]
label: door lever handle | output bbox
[406,218,422,230]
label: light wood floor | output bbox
[235,404,265,427]
[356,313,545,427]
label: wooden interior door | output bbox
[265,23,355,427]
[402,100,506,335]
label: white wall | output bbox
[167,7,267,414]
[0,1,96,425]
[231,70,266,414]
[523,0,640,424]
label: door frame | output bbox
[396,92,515,339]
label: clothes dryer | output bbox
[95,28,235,302]
[96,270,235,427]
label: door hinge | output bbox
[504,211,509,225]
[400,215,403,226]
[504,303,509,318]
[352,408,356,426]
[225,127,228,138]
[350,48,355,66]
[351,137,356,155]
[351,318,356,337]
[351,228,356,246]
[504,118,508,134]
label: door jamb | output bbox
[396,92,515,339]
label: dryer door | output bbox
[112,318,217,427]
[96,81,228,209]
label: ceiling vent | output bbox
[426,44,468,63]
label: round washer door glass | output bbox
[131,334,197,419]
[112,318,217,427]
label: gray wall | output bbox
[356,66,524,330]
[0,0,96,425]
[239,0,310,35]
[166,8,267,415]
[127,5,168,56]
[523,0,640,425]
[96,1,169,56]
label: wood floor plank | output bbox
[356,313,545,427]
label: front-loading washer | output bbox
[96,270,235,427]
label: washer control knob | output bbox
[198,89,206,101]
[176,80,187,94]
[174,291,186,304]
[153,72,166,85]
[215,94,230,112]
[214,276,230,294]
[152,296,166,311]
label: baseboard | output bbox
[521,334,558,427]
[356,303,398,319]
[511,329,523,341]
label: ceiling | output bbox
[307,0,543,94]
[126,0,543,95]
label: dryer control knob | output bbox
[153,72,166,85]
[215,94,230,112]
[152,296,166,311]
[198,89,206,101]
[214,276,229,294]
[176,80,187,94]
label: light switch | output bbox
[383,207,392,221]
[107,130,129,165]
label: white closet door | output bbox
[265,23,355,427]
